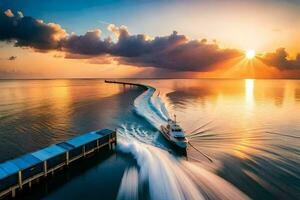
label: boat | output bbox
[160,115,188,149]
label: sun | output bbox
[245,49,256,59]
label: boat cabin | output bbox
[166,119,186,139]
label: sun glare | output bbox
[246,49,256,59]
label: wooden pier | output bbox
[105,80,149,90]
[0,129,117,199]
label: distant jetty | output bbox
[105,80,149,90]
[0,129,116,198]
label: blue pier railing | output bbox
[0,129,117,198]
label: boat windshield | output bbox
[174,136,186,141]
[172,128,182,132]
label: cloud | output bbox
[0,10,243,71]
[8,56,17,61]
[61,29,112,56]
[17,11,24,18]
[4,10,298,73]
[110,28,241,71]
[260,48,300,70]
[56,23,241,71]
[4,9,14,17]
[0,9,67,50]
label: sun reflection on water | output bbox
[245,79,254,109]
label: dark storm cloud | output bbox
[261,48,300,70]
[116,34,241,71]
[0,9,67,50]
[60,24,242,71]
[61,29,112,56]
[110,25,188,57]
[8,56,17,60]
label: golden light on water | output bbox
[245,79,254,107]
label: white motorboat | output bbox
[160,116,188,149]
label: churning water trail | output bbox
[116,85,249,200]
[133,86,169,130]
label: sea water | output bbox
[0,79,299,199]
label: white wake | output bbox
[116,85,249,200]
[133,86,169,130]
[117,136,249,200]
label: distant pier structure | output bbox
[105,80,148,90]
[0,129,117,199]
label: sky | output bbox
[0,0,300,78]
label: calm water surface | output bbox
[0,79,143,161]
[0,79,299,200]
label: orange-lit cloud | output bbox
[4,9,14,17]
[0,8,300,78]
[8,55,17,61]
[260,48,300,70]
